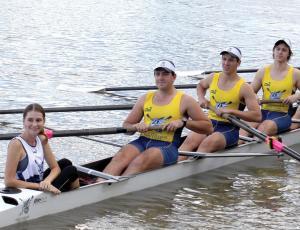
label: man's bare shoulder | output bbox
[181,94,198,109]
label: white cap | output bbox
[220,47,242,60]
[275,38,292,49]
[154,60,175,73]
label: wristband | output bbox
[44,129,53,139]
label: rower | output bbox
[100,60,213,178]
[239,39,300,138]
[179,47,261,159]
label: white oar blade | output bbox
[176,70,203,77]
[57,84,101,92]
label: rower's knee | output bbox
[109,150,130,166]
[258,121,277,135]
[181,133,205,151]
[198,136,225,152]
[125,150,163,175]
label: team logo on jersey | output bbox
[266,88,286,100]
[146,114,172,127]
[212,95,232,109]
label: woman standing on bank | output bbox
[5,103,79,194]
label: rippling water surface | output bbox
[1,0,300,229]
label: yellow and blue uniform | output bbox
[261,65,293,133]
[208,73,245,147]
[129,91,184,165]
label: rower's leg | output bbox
[102,144,141,176]
[197,132,226,152]
[178,132,206,161]
[257,120,277,136]
[122,148,164,176]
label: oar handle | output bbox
[207,105,230,120]
[260,99,283,104]
[260,99,300,105]
[126,125,163,133]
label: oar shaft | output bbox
[0,128,126,140]
[0,126,163,140]
[75,165,120,181]
[179,151,278,158]
[282,146,300,161]
[202,66,300,75]
[0,104,134,114]
[226,114,267,140]
[92,84,197,93]
[202,68,259,75]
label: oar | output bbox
[209,105,300,161]
[0,126,162,141]
[0,104,135,114]
[44,126,124,148]
[202,66,300,75]
[260,99,299,106]
[91,84,197,93]
[202,68,260,75]
[75,165,127,181]
[176,70,204,77]
[179,151,279,158]
[260,99,283,104]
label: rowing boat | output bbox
[1,128,300,228]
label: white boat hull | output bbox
[1,129,300,228]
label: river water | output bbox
[1,0,300,229]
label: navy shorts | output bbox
[261,109,291,134]
[211,119,239,148]
[129,136,178,166]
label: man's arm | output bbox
[182,94,213,134]
[223,83,261,122]
[197,74,213,108]
[251,68,264,93]
[122,94,147,133]
[284,68,300,103]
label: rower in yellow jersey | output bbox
[101,60,213,178]
[240,39,300,138]
[179,47,261,159]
